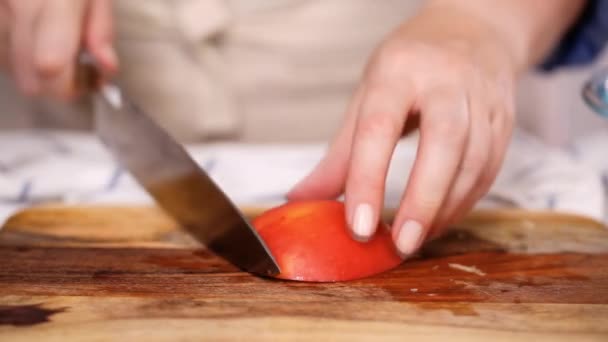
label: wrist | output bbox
[419,0,587,74]
[416,2,526,73]
[395,3,521,82]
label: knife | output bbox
[76,58,280,277]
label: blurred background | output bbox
[1,0,606,147]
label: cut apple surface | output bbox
[252,200,403,282]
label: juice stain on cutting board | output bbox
[0,304,67,326]
[375,229,603,305]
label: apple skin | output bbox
[252,200,403,282]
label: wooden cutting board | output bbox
[0,205,607,341]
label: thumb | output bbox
[286,144,349,201]
[287,85,365,200]
[85,0,118,74]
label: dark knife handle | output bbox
[74,53,103,93]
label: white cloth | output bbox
[0,129,606,226]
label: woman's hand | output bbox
[288,4,522,257]
[0,0,117,100]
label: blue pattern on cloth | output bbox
[541,0,608,71]
[105,168,124,191]
[0,129,606,226]
[16,180,33,203]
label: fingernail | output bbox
[395,220,424,256]
[352,203,374,240]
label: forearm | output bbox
[420,0,587,74]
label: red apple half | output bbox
[252,200,403,282]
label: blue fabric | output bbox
[541,0,608,71]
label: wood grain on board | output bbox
[0,205,607,341]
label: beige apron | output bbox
[112,0,422,142]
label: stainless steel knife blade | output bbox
[88,81,280,277]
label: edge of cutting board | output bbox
[3,204,606,230]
